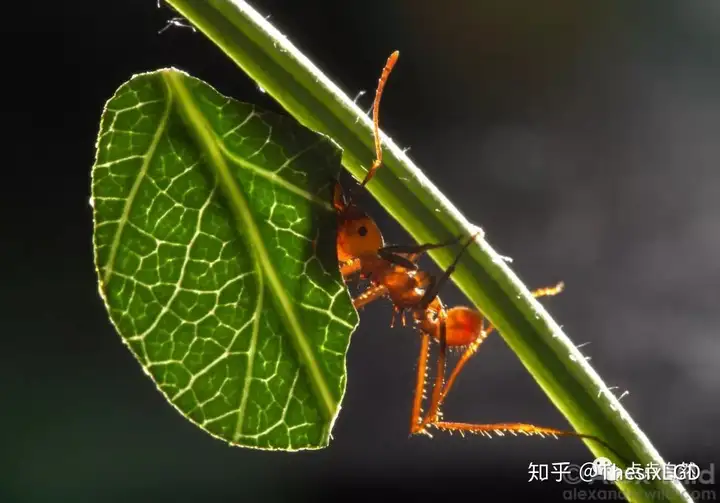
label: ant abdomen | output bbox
[444,307,485,347]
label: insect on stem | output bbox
[332,51,629,467]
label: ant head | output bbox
[333,182,384,263]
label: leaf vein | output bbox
[101,87,173,285]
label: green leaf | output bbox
[91,68,358,451]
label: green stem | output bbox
[163,1,693,501]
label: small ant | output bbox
[333,51,628,460]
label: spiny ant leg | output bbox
[416,334,629,463]
[437,283,564,406]
[353,284,388,310]
[532,281,565,298]
[429,421,586,439]
[420,325,627,459]
[410,334,432,435]
[437,318,491,407]
[418,315,449,432]
[419,317,494,427]
[428,421,631,466]
[479,283,564,337]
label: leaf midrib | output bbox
[161,69,338,430]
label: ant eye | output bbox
[358,226,368,237]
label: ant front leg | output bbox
[377,235,469,272]
[378,235,466,256]
[376,249,418,270]
[353,284,387,310]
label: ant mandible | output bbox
[332,51,627,458]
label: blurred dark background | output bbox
[3,0,719,501]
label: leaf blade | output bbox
[92,68,358,450]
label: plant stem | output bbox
[163,1,693,501]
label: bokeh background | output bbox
[3,0,719,501]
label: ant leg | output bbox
[412,313,449,435]
[420,323,626,459]
[436,283,565,411]
[532,281,565,298]
[377,235,468,269]
[480,283,565,335]
[353,284,388,310]
[436,319,494,412]
[376,250,418,270]
[389,306,411,328]
[359,51,400,188]
[378,235,466,256]
[419,315,449,431]
[418,308,629,465]
[410,333,432,435]
[351,283,408,326]
[376,235,468,273]
[377,235,471,273]
[417,232,480,309]
[430,420,606,442]
[340,258,362,278]
[429,419,630,466]
[413,316,610,444]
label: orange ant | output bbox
[332,51,629,460]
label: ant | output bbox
[332,51,629,460]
